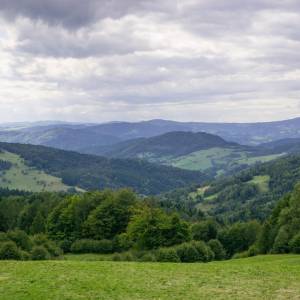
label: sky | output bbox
[0,0,300,123]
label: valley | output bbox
[1,118,300,300]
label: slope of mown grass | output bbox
[169,148,284,173]
[0,255,299,300]
[236,153,285,166]
[0,151,81,192]
[248,175,270,193]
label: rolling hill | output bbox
[259,138,300,154]
[1,117,300,152]
[84,131,285,175]
[89,131,238,157]
[188,154,300,222]
[0,142,206,195]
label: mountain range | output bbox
[1,118,300,153]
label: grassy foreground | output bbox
[0,255,300,300]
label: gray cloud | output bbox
[0,0,299,123]
[0,0,175,29]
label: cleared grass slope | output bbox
[0,151,81,192]
[0,255,299,300]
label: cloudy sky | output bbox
[0,0,300,123]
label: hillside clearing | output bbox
[169,147,284,173]
[0,151,81,192]
[248,175,270,193]
[0,255,299,300]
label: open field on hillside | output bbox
[169,147,284,173]
[0,255,299,300]
[248,175,270,193]
[0,151,79,192]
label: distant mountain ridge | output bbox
[89,131,239,158]
[0,117,300,152]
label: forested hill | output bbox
[87,131,239,158]
[0,142,206,195]
[178,154,300,222]
[1,117,300,151]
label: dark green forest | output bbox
[1,183,299,262]
[0,142,206,195]
[162,154,300,222]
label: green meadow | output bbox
[0,255,299,300]
[0,151,81,192]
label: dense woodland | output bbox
[161,154,300,223]
[0,142,206,195]
[0,183,299,262]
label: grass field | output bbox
[236,153,285,166]
[169,147,284,173]
[0,255,299,299]
[248,175,270,193]
[0,151,82,192]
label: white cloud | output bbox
[0,0,299,123]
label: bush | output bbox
[139,252,156,262]
[247,245,259,257]
[175,243,199,263]
[191,220,218,242]
[7,230,32,251]
[289,233,300,254]
[31,234,62,257]
[20,250,31,261]
[232,251,249,259]
[207,239,226,260]
[31,246,50,260]
[59,239,73,253]
[113,233,133,252]
[112,253,122,261]
[0,232,8,242]
[272,227,289,254]
[0,241,22,260]
[206,246,215,262]
[122,252,134,261]
[71,239,113,254]
[156,248,180,263]
[191,241,211,262]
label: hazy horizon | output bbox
[1,115,300,126]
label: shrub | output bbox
[122,252,134,261]
[191,220,218,242]
[31,246,50,260]
[59,239,73,253]
[20,250,30,261]
[207,239,226,260]
[272,227,289,254]
[289,233,300,254]
[156,248,180,263]
[232,251,249,259]
[206,246,215,262]
[175,243,199,263]
[0,241,22,260]
[7,230,32,251]
[139,252,156,262]
[112,253,122,261]
[71,239,113,254]
[31,234,62,257]
[0,232,8,242]
[247,245,259,257]
[113,233,133,252]
[191,241,211,262]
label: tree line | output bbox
[0,184,299,262]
